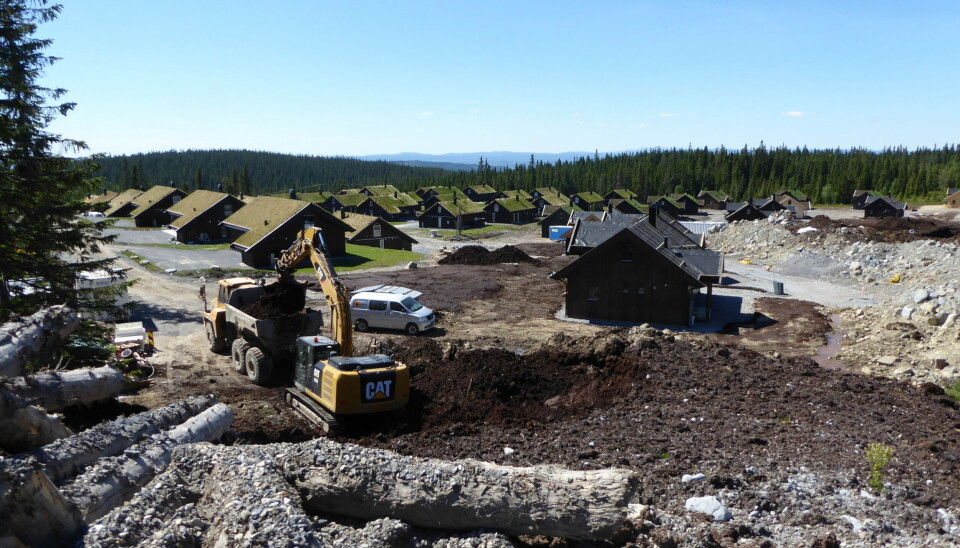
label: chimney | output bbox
[289,188,297,200]
[394,191,398,198]
[340,209,346,219]
[663,237,669,248]
[102,187,107,194]
[453,194,458,204]
[217,183,223,192]
[239,192,244,200]
[649,204,658,227]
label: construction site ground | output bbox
[110,207,960,546]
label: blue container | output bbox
[549,226,572,241]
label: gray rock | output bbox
[913,289,930,304]
[877,355,898,366]
[685,495,732,522]
[901,306,915,319]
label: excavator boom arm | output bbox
[276,227,353,357]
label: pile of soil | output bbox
[803,214,960,243]
[438,245,539,265]
[365,329,960,509]
[240,281,306,319]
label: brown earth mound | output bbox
[438,245,539,265]
[365,329,960,510]
[241,280,307,319]
[803,214,960,243]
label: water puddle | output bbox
[813,314,845,370]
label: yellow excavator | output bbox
[200,227,408,433]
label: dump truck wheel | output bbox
[231,339,250,374]
[355,319,368,332]
[245,347,272,385]
[405,323,419,336]
[206,322,225,353]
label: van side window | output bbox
[370,300,387,311]
[390,302,405,312]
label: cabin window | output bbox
[224,204,233,216]
[372,223,382,237]
[172,195,181,203]
[303,215,315,228]
[587,286,599,301]
[620,246,633,263]
[621,281,630,294]
[493,204,500,212]
[637,284,646,296]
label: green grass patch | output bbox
[945,380,960,402]
[294,244,423,274]
[408,222,539,240]
[120,250,166,273]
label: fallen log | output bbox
[60,402,234,521]
[288,438,639,541]
[13,394,219,485]
[0,458,83,548]
[0,391,72,454]
[0,305,79,377]
[1,364,128,411]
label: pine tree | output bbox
[0,1,117,320]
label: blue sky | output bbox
[43,1,960,157]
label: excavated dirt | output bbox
[240,280,307,319]
[438,244,540,265]
[802,214,960,243]
[366,330,960,512]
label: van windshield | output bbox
[401,296,423,312]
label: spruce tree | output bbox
[0,1,117,320]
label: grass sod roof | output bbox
[428,198,486,215]
[370,193,419,209]
[86,190,118,204]
[336,211,379,232]
[129,185,181,217]
[500,189,533,200]
[166,190,233,228]
[328,193,368,207]
[222,196,334,249]
[488,196,536,212]
[536,192,570,207]
[777,189,810,201]
[572,191,604,203]
[103,188,144,215]
[619,198,649,212]
[465,184,498,194]
[648,195,680,208]
[698,190,730,201]
[604,188,637,200]
[361,184,403,196]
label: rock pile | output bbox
[708,216,960,384]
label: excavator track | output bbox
[285,388,342,434]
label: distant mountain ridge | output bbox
[358,151,595,170]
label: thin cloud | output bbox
[782,111,814,117]
[419,112,433,117]
[658,113,680,118]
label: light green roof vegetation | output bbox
[361,185,402,196]
[167,190,233,228]
[466,184,497,194]
[606,188,637,199]
[574,191,604,203]
[490,196,535,212]
[501,189,533,200]
[224,196,311,248]
[330,193,368,207]
[337,211,379,232]
[292,191,333,202]
[103,188,143,215]
[435,199,485,215]
[130,186,180,217]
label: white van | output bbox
[350,285,435,335]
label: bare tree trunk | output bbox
[13,394,219,485]
[290,438,638,541]
[2,364,128,411]
[0,391,72,454]
[0,459,83,548]
[60,403,234,521]
[0,305,79,377]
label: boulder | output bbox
[685,495,732,522]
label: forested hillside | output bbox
[92,150,446,196]
[93,145,960,205]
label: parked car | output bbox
[350,285,435,335]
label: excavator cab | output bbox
[287,335,409,433]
